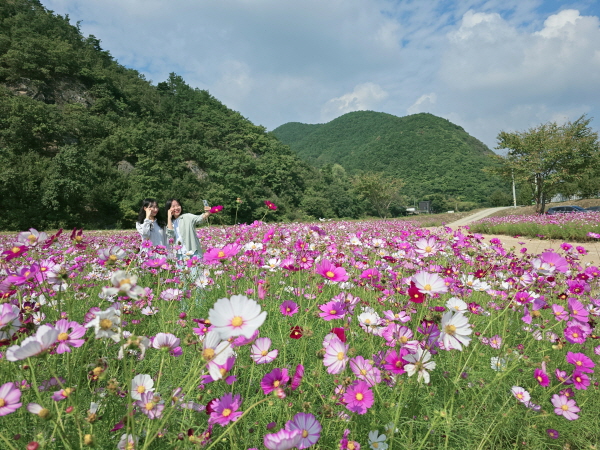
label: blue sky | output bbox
[42,0,600,150]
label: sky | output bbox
[42,0,600,151]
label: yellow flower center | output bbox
[330,310,337,315]
[355,393,364,401]
[119,278,131,287]
[58,332,69,341]
[561,404,569,411]
[326,271,335,278]
[62,388,73,397]
[137,386,146,394]
[109,255,118,261]
[360,369,367,375]
[572,332,579,338]
[39,408,50,418]
[218,251,226,258]
[400,336,408,344]
[11,246,20,253]
[99,319,113,330]
[576,361,582,366]
[337,351,345,361]
[302,430,309,438]
[145,402,154,411]
[0,399,5,407]
[364,319,371,324]
[425,246,432,253]
[273,380,280,387]
[28,234,37,243]
[516,393,523,399]
[445,324,457,335]
[202,348,215,361]
[231,316,243,327]
[423,284,432,291]
[222,408,232,417]
[261,350,268,356]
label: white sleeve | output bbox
[136,220,153,239]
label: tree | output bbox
[494,115,599,214]
[353,172,404,218]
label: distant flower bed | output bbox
[469,212,600,241]
[0,221,599,449]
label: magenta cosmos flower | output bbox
[342,380,374,414]
[261,368,289,394]
[551,394,580,420]
[208,295,267,340]
[135,391,165,419]
[279,300,298,317]
[285,412,322,449]
[250,337,278,364]
[203,243,242,264]
[0,382,22,416]
[318,301,346,321]
[208,393,243,426]
[534,368,550,387]
[315,259,349,282]
[566,351,595,373]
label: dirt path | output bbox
[441,208,600,265]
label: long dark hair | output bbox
[137,198,165,228]
[165,198,183,219]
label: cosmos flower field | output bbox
[1,220,599,450]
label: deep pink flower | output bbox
[290,364,304,391]
[279,301,298,317]
[571,371,590,390]
[209,205,223,214]
[264,200,278,211]
[564,325,586,344]
[261,368,289,395]
[383,348,409,375]
[360,268,380,281]
[551,394,579,420]
[342,381,374,414]
[0,382,22,416]
[203,244,242,264]
[315,259,348,282]
[318,301,346,321]
[534,368,550,387]
[331,327,346,343]
[566,351,595,373]
[208,393,243,426]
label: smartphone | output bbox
[203,199,209,207]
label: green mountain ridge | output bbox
[273,111,506,203]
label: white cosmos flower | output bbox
[404,347,436,384]
[6,324,59,361]
[445,297,468,313]
[85,307,122,342]
[368,430,388,450]
[0,304,21,340]
[207,295,266,339]
[202,330,235,380]
[439,311,472,351]
[491,356,508,372]
[100,271,145,300]
[130,374,154,400]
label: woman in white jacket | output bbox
[136,198,167,248]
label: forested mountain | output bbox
[273,111,507,203]
[0,1,505,230]
[0,0,326,230]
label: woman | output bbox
[165,198,212,258]
[136,198,167,248]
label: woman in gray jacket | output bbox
[165,198,212,258]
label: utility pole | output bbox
[512,170,517,208]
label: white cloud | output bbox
[39,0,600,149]
[321,83,389,121]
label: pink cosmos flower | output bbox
[511,386,530,403]
[412,271,448,295]
[566,351,595,373]
[135,391,164,419]
[209,205,223,214]
[285,412,322,449]
[551,304,569,321]
[564,325,586,344]
[0,382,22,416]
[264,428,301,450]
[360,268,380,281]
[315,259,349,282]
[261,368,289,395]
[383,348,409,375]
[0,303,21,340]
[54,319,86,354]
[318,301,346,321]
[279,300,298,316]
[567,298,588,322]
[208,393,243,426]
[323,336,349,374]
[290,364,304,391]
[540,252,568,273]
[250,337,278,364]
[264,200,278,211]
[350,356,381,386]
[151,333,182,356]
[342,381,374,415]
[51,387,75,402]
[551,394,580,420]
[203,244,242,264]
[414,236,440,257]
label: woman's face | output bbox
[147,202,159,219]
[170,200,182,218]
